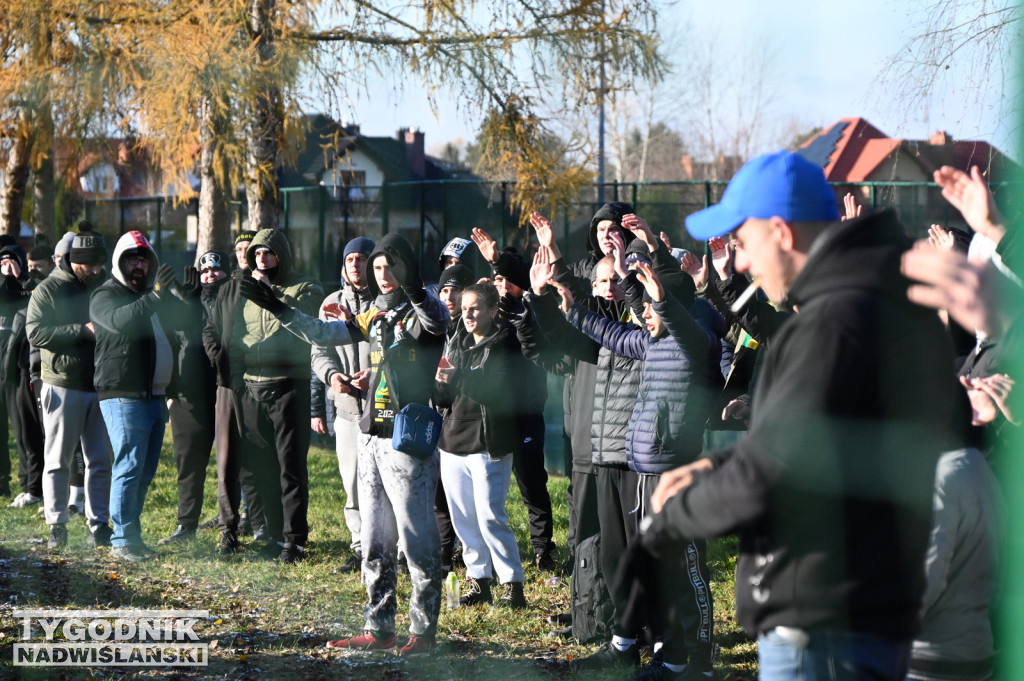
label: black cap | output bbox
[69,233,107,265]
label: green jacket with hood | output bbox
[26,255,100,392]
[232,229,323,384]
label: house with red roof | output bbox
[797,117,1016,234]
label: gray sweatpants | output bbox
[40,384,112,528]
[359,435,442,637]
[333,414,362,554]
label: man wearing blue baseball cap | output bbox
[635,151,966,680]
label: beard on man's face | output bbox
[81,269,105,290]
[128,268,148,292]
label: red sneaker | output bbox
[326,631,396,650]
[399,635,437,656]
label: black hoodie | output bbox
[648,209,967,639]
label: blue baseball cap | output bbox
[685,151,839,240]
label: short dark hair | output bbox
[462,283,499,309]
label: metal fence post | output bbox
[381,183,390,236]
[318,185,327,283]
[155,199,163,256]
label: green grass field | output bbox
[0,432,757,679]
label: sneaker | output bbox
[547,611,572,626]
[459,576,492,606]
[110,546,151,563]
[158,525,196,545]
[47,525,68,550]
[87,524,113,548]
[547,624,573,639]
[569,641,641,672]
[399,635,436,656]
[9,492,43,508]
[628,662,716,681]
[218,531,239,556]
[338,552,362,574]
[534,549,558,572]
[276,545,305,564]
[326,630,396,650]
[496,581,527,609]
[197,515,220,530]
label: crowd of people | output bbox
[0,149,1012,680]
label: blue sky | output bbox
[338,1,1016,159]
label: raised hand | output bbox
[609,230,628,280]
[240,276,288,315]
[182,266,202,298]
[621,213,657,248]
[934,165,1006,244]
[901,240,1004,336]
[659,231,672,249]
[550,280,575,314]
[679,251,708,289]
[709,236,734,280]
[634,261,664,302]
[471,227,500,264]
[927,224,956,251]
[842,192,862,221]
[529,245,556,295]
[156,263,177,293]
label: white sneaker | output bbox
[9,493,43,508]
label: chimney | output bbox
[399,127,425,177]
[929,130,951,146]
[681,155,694,180]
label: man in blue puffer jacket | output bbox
[531,246,724,679]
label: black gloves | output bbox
[182,266,202,299]
[239,277,290,318]
[155,263,177,297]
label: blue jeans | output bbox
[100,397,167,548]
[758,628,910,681]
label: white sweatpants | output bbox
[439,449,525,584]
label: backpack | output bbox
[570,533,614,644]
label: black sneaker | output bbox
[197,515,220,530]
[218,531,239,556]
[628,662,716,681]
[276,545,305,564]
[569,641,641,672]
[338,552,362,573]
[158,525,196,545]
[47,525,68,550]
[87,524,113,548]
[547,611,572,626]
[459,576,492,606]
[495,581,527,609]
[534,549,558,572]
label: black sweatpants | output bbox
[168,391,216,529]
[241,378,311,548]
[511,412,555,554]
[611,475,714,670]
[567,469,600,554]
[215,385,264,536]
[15,375,45,497]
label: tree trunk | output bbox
[245,0,281,233]
[197,94,231,260]
[32,96,56,241]
[1,115,33,237]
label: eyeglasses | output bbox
[124,255,147,266]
